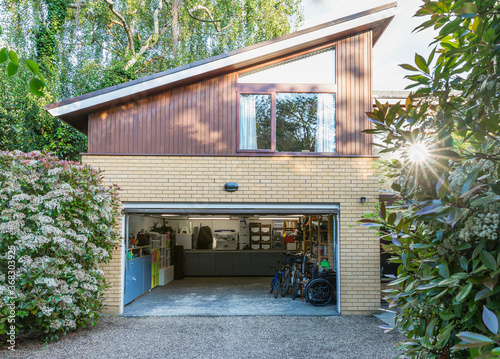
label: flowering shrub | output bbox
[0,150,120,341]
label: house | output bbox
[45,3,397,315]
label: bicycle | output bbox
[278,252,294,297]
[269,265,285,298]
[291,251,316,300]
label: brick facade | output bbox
[83,155,380,315]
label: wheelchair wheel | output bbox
[304,278,333,307]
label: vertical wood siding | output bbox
[88,73,238,154]
[336,31,373,155]
[88,32,373,156]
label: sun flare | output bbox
[408,143,428,162]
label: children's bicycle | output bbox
[269,265,285,298]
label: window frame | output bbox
[237,83,337,155]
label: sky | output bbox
[303,0,437,91]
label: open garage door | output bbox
[121,202,340,315]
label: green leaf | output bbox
[489,184,500,196]
[8,50,18,65]
[460,257,468,271]
[414,53,429,73]
[462,168,480,196]
[455,243,472,251]
[391,182,401,192]
[400,63,419,71]
[492,348,500,355]
[454,2,478,15]
[0,48,8,63]
[436,172,445,195]
[455,283,473,303]
[439,310,455,320]
[25,59,40,74]
[446,207,463,227]
[380,200,386,221]
[438,263,450,278]
[480,251,498,271]
[484,276,498,291]
[29,78,45,97]
[6,62,18,76]
[475,288,492,301]
[456,331,495,344]
[402,252,409,269]
[470,195,500,207]
[482,306,498,335]
[412,243,435,249]
[416,201,443,216]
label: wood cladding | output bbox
[88,31,373,156]
[89,73,238,155]
[336,31,373,156]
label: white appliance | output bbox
[176,233,193,249]
[214,230,238,250]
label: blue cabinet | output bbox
[124,255,151,305]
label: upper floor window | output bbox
[238,47,335,85]
[239,92,336,153]
[238,46,336,154]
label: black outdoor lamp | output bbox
[360,197,367,203]
[224,182,239,192]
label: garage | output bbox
[121,202,340,315]
[45,5,394,315]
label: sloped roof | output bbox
[45,2,397,134]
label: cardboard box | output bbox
[286,243,297,250]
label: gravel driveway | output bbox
[3,315,404,359]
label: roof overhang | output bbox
[45,2,397,135]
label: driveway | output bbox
[3,315,404,358]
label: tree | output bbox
[362,0,500,358]
[0,0,303,159]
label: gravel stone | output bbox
[2,315,404,358]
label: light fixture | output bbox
[224,182,239,192]
[258,217,301,220]
[408,143,428,162]
[161,214,180,217]
[360,197,367,203]
[189,217,231,220]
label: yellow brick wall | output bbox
[83,155,380,315]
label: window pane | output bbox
[238,47,335,84]
[239,94,271,150]
[276,93,336,153]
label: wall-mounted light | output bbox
[360,197,367,203]
[224,182,239,192]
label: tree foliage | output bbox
[0,0,303,159]
[363,0,500,358]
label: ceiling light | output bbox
[189,217,231,220]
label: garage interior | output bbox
[122,203,340,315]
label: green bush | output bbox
[363,1,500,357]
[0,150,120,342]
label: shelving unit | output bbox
[272,227,283,249]
[283,220,298,250]
[127,245,151,259]
[151,248,159,288]
[301,215,335,270]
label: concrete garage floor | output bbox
[123,277,339,316]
